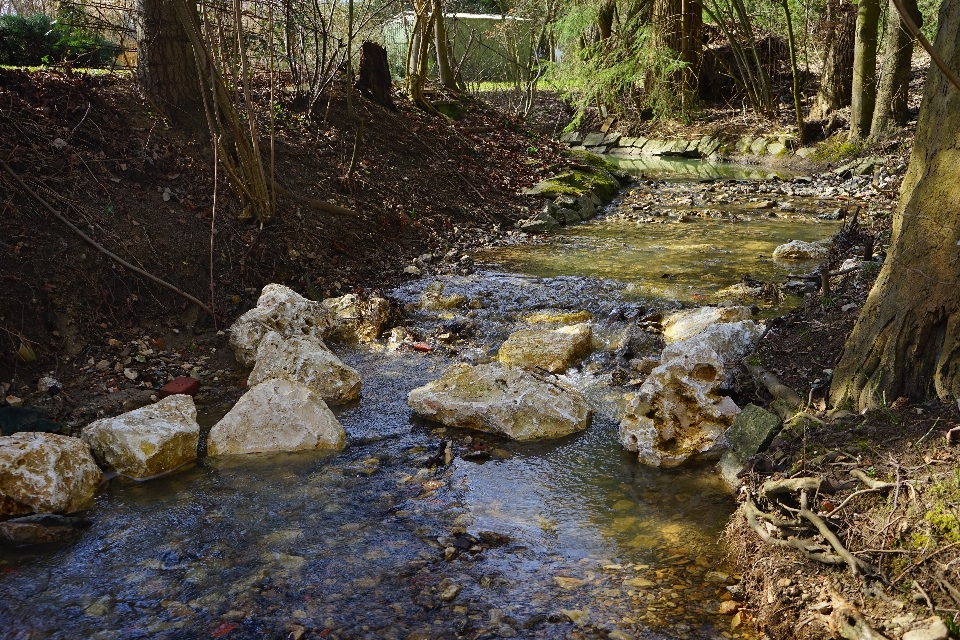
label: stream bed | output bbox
[0,161,843,640]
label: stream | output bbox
[0,160,842,640]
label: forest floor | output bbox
[3,64,960,640]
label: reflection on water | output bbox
[475,216,835,304]
[603,153,794,181]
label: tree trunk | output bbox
[782,0,805,142]
[356,41,395,109]
[650,0,702,111]
[870,0,922,137]
[136,0,204,133]
[831,0,960,409]
[849,0,880,140]
[810,0,856,120]
[598,0,616,40]
[432,0,457,90]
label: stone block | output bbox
[726,403,782,458]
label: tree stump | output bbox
[355,41,395,110]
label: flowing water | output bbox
[0,161,841,640]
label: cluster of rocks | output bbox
[0,285,393,542]
[517,193,603,234]
[618,306,763,467]
[515,151,631,233]
[408,306,597,440]
[559,130,814,160]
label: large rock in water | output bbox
[247,331,361,405]
[619,345,740,467]
[322,294,391,343]
[0,433,102,516]
[772,240,829,260]
[229,284,337,367]
[661,320,761,386]
[80,394,199,480]
[662,306,753,343]
[408,362,591,440]
[497,323,593,373]
[207,378,346,456]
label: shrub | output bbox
[0,12,120,67]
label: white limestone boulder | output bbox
[661,320,761,376]
[322,294,391,343]
[497,323,593,373]
[0,433,102,516]
[662,306,753,343]
[229,284,337,367]
[207,378,346,456]
[772,240,829,260]
[81,394,199,480]
[408,362,591,441]
[418,283,466,311]
[247,331,361,405]
[619,345,740,467]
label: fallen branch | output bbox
[1,159,213,317]
[760,476,826,499]
[272,181,359,216]
[744,360,804,409]
[850,469,896,491]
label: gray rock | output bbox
[725,404,782,459]
[555,194,578,208]
[583,132,606,146]
[750,137,770,155]
[602,132,621,146]
[577,197,597,220]
[520,220,553,233]
[818,208,845,220]
[795,147,816,158]
[766,141,787,156]
[718,450,745,490]
[586,145,609,154]
[560,208,581,225]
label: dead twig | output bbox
[894,542,960,583]
[1,159,213,317]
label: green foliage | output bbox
[0,11,119,67]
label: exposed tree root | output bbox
[744,360,804,409]
[746,474,883,578]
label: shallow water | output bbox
[474,216,835,305]
[1,347,746,640]
[0,160,842,640]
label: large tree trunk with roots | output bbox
[810,0,856,120]
[870,0,922,137]
[649,0,702,112]
[136,0,204,133]
[831,0,960,410]
[849,0,881,140]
